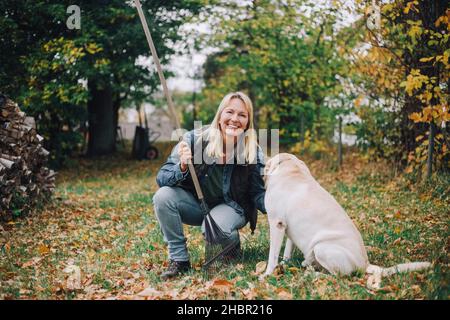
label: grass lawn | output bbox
[0,142,448,300]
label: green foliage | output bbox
[353,104,401,160]
[21,37,89,167]
[195,0,348,147]
[0,0,202,167]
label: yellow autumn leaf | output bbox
[38,244,50,255]
[435,14,449,28]
[405,166,414,174]
[444,111,450,122]
[401,69,429,96]
[423,106,433,117]
[408,25,423,40]
[409,112,422,122]
[85,43,102,54]
[288,267,300,273]
[419,57,435,62]
[423,91,433,103]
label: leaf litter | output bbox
[0,146,447,300]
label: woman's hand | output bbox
[178,141,192,172]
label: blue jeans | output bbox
[153,186,246,262]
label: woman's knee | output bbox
[209,204,246,234]
[153,186,178,208]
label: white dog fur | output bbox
[262,153,431,287]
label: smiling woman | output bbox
[152,91,267,280]
[220,99,248,141]
[204,92,257,166]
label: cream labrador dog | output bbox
[262,153,431,287]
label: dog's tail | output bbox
[367,262,431,277]
[366,262,431,289]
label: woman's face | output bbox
[219,98,249,139]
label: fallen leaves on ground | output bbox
[0,146,446,300]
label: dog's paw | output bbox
[366,273,382,290]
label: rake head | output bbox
[202,212,242,271]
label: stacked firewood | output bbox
[0,94,56,220]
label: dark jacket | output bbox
[156,128,266,232]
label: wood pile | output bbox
[0,94,56,220]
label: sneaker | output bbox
[161,260,191,280]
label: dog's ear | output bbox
[264,155,279,177]
[289,154,311,176]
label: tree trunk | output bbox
[300,112,305,142]
[315,101,321,139]
[87,81,115,156]
[399,0,447,166]
[192,89,196,128]
[248,86,258,131]
[338,116,343,169]
[112,97,121,152]
[426,122,435,180]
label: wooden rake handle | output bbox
[134,0,205,203]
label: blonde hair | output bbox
[204,91,258,164]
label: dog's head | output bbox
[264,153,311,185]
